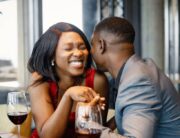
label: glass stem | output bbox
[17,125,20,138]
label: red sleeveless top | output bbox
[31,68,96,138]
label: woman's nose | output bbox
[73,49,83,57]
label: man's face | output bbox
[90,32,106,71]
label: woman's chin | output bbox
[70,69,84,76]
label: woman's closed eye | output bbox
[79,44,86,50]
[64,44,73,51]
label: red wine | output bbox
[75,133,101,138]
[7,112,28,125]
[75,129,101,138]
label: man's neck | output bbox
[107,54,132,78]
[104,43,134,78]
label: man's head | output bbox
[91,16,135,74]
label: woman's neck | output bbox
[58,75,83,92]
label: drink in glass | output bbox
[7,91,28,138]
[75,102,102,138]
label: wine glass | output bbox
[75,102,102,138]
[7,91,29,138]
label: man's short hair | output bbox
[94,17,135,43]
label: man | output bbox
[90,16,180,138]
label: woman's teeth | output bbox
[70,61,83,67]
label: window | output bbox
[0,0,83,89]
[42,0,83,32]
[0,0,19,88]
[164,0,180,91]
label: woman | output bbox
[27,22,109,138]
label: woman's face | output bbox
[55,32,89,76]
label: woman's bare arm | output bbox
[29,81,73,137]
[29,73,99,138]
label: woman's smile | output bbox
[69,59,84,68]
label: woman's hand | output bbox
[89,95,106,110]
[64,86,106,110]
[65,86,97,102]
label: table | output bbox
[0,132,27,138]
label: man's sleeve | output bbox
[114,76,162,138]
[100,127,128,138]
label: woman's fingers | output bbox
[80,87,98,102]
[100,103,106,110]
[77,96,86,102]
[89,95,100,106]
[82,87,94,102]
[87,87,97,99]
[86,88,94,101]
[66,86,106,106]
[100,97,105,102]
[88,96,106,110]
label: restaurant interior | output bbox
[0,0,179,137]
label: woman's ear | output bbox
[99,39,106,54]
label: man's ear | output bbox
[99,39,106,54]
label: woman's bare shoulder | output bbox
[94,70,109,95]
[94,70,109,83]
[28,72,49,93]
[31,72,42,81]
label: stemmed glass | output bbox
[7,91,28,138]
[75,102,102,138]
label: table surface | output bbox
[0,132,27,138]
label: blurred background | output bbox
[0,0,179,92]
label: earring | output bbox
[51,60,55,66]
